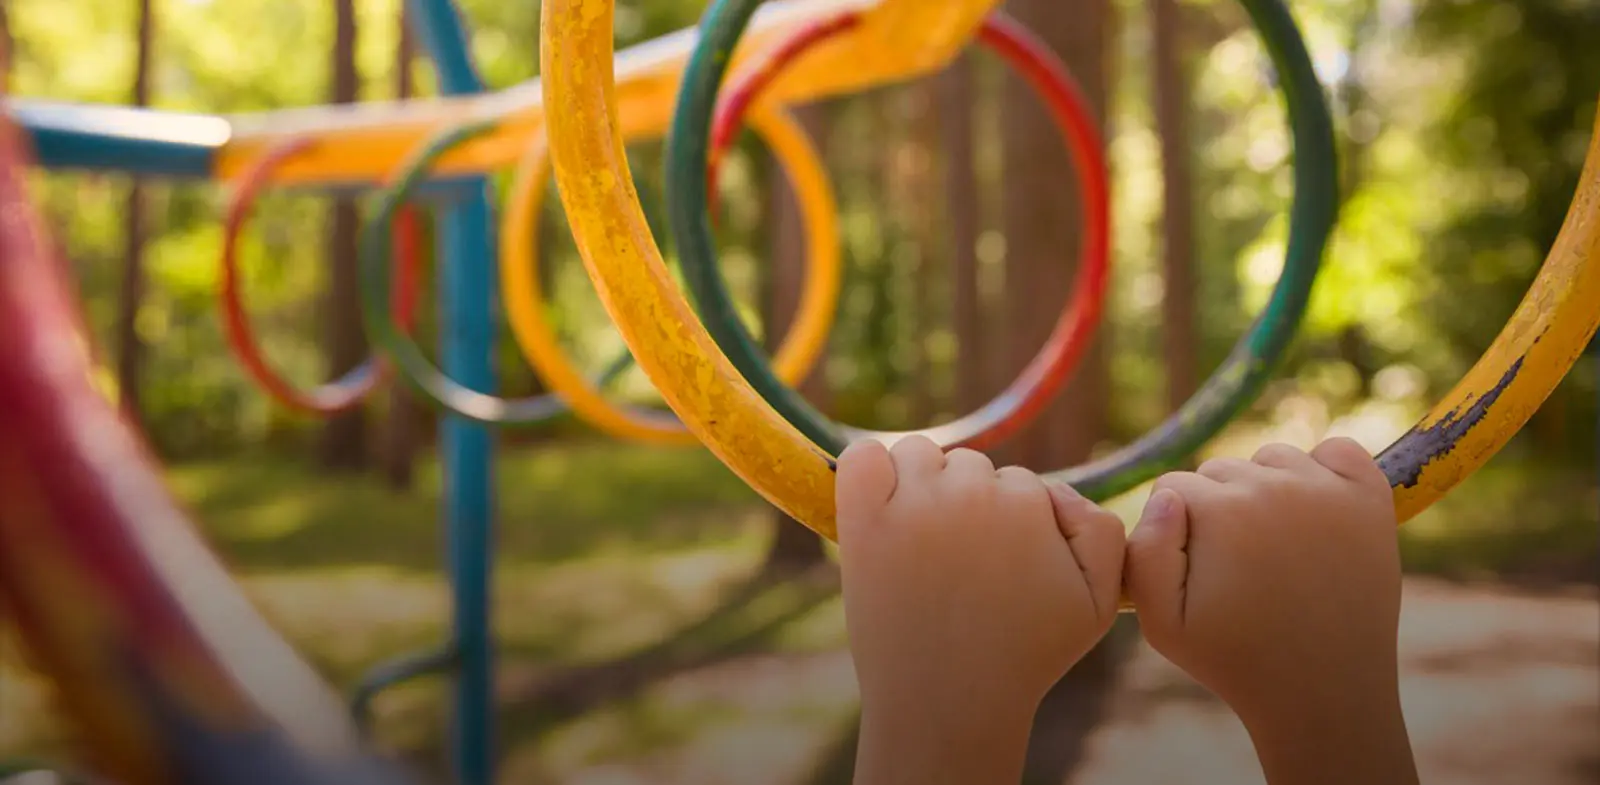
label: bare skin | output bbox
[834,435,1418,785]
[835,435,1125,785]
[1125,437,1419,785]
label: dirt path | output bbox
[510,577,1596,785]
[1073,578,1599,785]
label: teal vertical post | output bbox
[404,2,496,784]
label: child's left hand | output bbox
[836,436,1125,783]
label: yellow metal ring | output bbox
[501,103,840,446]
[542,0,1600,538]
[543,0,839,533]
[1382,117,1600,521]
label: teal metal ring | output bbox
[665,0,1339,499]
[358,120,648,426]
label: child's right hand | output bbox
[1125,438,1418,785]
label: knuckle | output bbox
[1313,437,1384,480]
[1317,436,1369,463]
[994,465,1038,483]
[1256,461,1299,485]
[948,447,995,470]
[839,437,890,465]
[1152,470,1200,490]
[1213,484,1259,512]
[1160,470,1214,495]
[1325,435,1367,453]
[892,433,939,453]
[1196,457,1244,477]
[994,466,1048,508]
[1252,442,1302,462]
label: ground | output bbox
[0,440,1595,783]
[1075,579,1600,785]
[468,578,1600,785]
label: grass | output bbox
[167,440,763,573]
[1398,454,1598,584]
[1,440,816,771]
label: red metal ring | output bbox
[708,12,1112,450]
[218,138,422,415]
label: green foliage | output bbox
[0,442,767,759]
[4,0,1592,481]
[1415,0,1600,362]
[4,0,1594,774]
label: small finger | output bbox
[1151,470,1219,501]
[1251,442,1318,473]
[1310,437,1386,488]
[995,464,1046,494]
[1196,457,1259,484]
[836,439,896,526]
[886,434,946,498]
[995,465,1052,517]
[943,447,996,479]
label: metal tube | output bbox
[405,2,497,785]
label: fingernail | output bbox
[1143,489,1176,522]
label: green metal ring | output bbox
[665,0,1339,498]
[358,120,648,426]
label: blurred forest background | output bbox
[1,0,1596,782]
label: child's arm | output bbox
[834,436,1126,785]
[1125,438,1419,785]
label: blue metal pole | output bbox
[403,2,496,785]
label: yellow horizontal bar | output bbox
[213,0,990,186]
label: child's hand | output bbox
[836,436,1125,785]
[1126,438,1417,785]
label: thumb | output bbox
[1125,488,1190,639]
[1045,482,1127,624]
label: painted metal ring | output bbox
[668,0,1335,495]
[694,10,1112,453]
[543,0,1600,537]
[220,136,422,414]
[500,102,841,445]
[357,119,625,425]
[542,0,1337,534]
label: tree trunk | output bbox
[114,0,155,429]
[1001,0,1112,472]
[1153,0,1198,415]
[763,104,831,574]
[1337,0,1381,199]
[1001,1,1125,781]
[382,5,421,490]
[936,54,987,415]
[905,83,942,422]
[317,0,368,471]
[883,85,942,424]
[1333,0,1380,404]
